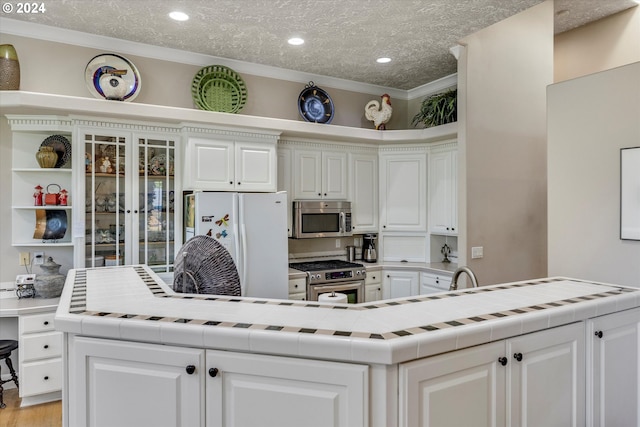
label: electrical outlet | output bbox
[335,239,341,248]
[471,246,484,259]
[33,251,45,265]
[19,252,30,266]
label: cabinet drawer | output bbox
[20,358,62,397]
[420,272,452,292]
[288,278,306,294]
[20,312,56,333]
[365,271,382,285]
[21,331,63,362]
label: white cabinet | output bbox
[586,307,640,427]
[379,151,427,231]
[277,146,293,236]
[288,276,306,300]
[69,336,204,427]
[185,136,277,192]
[79,125,179,274]
[429,145,458,235]
[293,149,347,200]
[206,349,368,427]
[364,270,382,302]
[7,116,75,269]
[67,336,368,427]
[420,271,452,294]
[18,312,62,406]
[382,270,419,299]
[349,152,378,233]
[399,322,585,427]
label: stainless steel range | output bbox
[289,259,366,303]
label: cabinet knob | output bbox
[383,225,386,228]
[513,352,523,362]
[185,365,196,375]
[318,193,321,196]
[230,181,233,185]
[498,357,508,366]
[44,321,49,326]
[323,193,327,196]
[134,210,138,214]
[594,330,604,339]
[238,182,241,185]
[127,210,131,213]
[44,376,49,380]
[209,367,219,378]
[294,284,298,289]
[44,344,49,349]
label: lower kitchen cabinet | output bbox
[365,270,382,302]
[586,307,640,427]
[18,312,63,406]
[383,270,419,299]
[419,271,452,294]
[206,349,368,427]
[288,276,307,300]
[399,322,585,427]
[68,336,368,427]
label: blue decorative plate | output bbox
[298,82,334,124]
[85,53,141,101]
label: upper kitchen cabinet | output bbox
[379,148,427,232]
[429,141,458,235]
[349,151,378,233]
[277,146,293,237]
[183,128,280,192]
[79,121,180,274]
[293,148,347,200]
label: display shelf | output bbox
[13,205,72,210]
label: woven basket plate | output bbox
[191,65,247,113]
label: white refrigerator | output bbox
[184,191,289,299]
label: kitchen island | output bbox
[56,265,639,427]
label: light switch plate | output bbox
[471,246,484,259]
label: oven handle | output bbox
[312,281,364,293]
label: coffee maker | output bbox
[362,233,377,263]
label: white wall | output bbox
[548,62,640,287]
[458,1,553,285]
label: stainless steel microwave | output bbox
[292,201,352,239]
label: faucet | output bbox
[449,266,479,290]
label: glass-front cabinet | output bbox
[80,124,179,274]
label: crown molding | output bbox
[1,17,457,101]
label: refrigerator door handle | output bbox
[240,223,248,291]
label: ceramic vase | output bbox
[0,44,20,90]
[34,256,65,298]
[36,146,59,168]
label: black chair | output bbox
[0,340,19,409]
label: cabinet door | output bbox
[277,147,293,236]
[383,270,419,299]
[206,350,368,427]
[507,322,585,427]
[379,153,427,231]
[429,150,457,235]
[185,137,234,190]
[323,151,348,199]
[293,149,322,199]
[420,272,452,294]
[70,336,204,427]
[235,141,277,191]
[399,341,506,427]
[349,152,378,233]
[587,308,640,427]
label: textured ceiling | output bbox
[4,0,637,90]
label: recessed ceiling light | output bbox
[288,37,305,46]
[169,11,189,21]
[376,57,392,64]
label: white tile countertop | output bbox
[55,265,640,365]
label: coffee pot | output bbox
[362,233,377,263]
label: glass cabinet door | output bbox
[137,136,175,273]
[85,133,127,267]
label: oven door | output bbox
[308,281,364,304]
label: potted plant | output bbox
[411,89,457,128]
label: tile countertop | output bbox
[55,265,640,365]
[0,295,60,316]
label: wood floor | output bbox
[1,388,62,427]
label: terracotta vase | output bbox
[0,44,20,90]
[35,146,58,168]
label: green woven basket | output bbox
[191,65,247,113]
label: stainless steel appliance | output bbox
[289,259,366,303]
[292,201,352,239]
[362,233,377,263]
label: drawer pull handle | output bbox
[44,345,49,349]
[44,321,49,326]
[185,365,196,375]
[44,376,49,380]
[514,352,523,362]
[209,367,219,378]
[594,330,604,339]
[498,357,508,366]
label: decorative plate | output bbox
[40,135,71,168]
[85,53,141,101]
[298,82,334,124]
[191,65,247,113]
[33,209,67,241]
[149,153,174,176]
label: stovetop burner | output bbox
[289,259,363,272]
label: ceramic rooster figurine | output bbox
[365,94,392,130]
